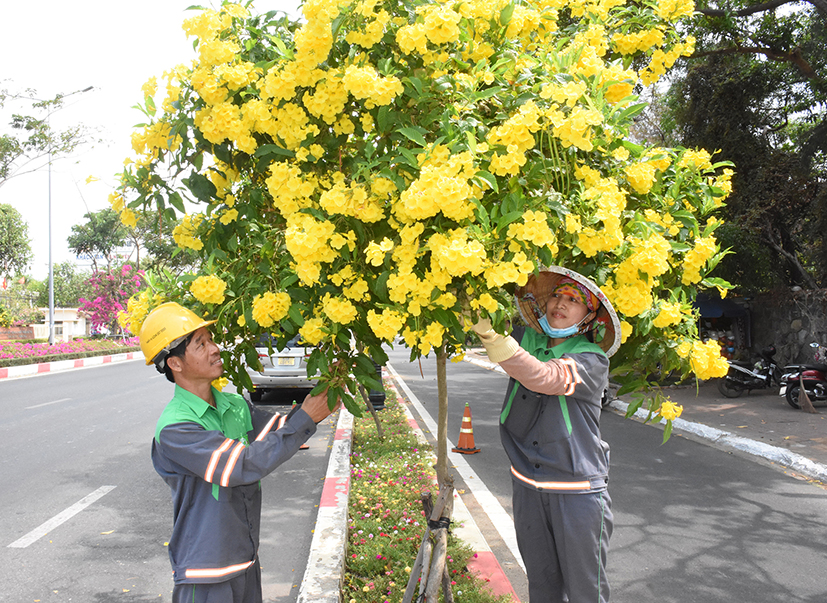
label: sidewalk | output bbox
[464,348,827,484]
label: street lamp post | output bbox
[47,86,93,345]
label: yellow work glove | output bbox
[470,316,520,363]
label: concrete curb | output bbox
[297,407,352,603]
[0,351,142,380]
[463,352,827,483]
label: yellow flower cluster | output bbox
[173,214,205,251]
[265,161,316,216]
[343,64,404,108]
[367,309,405,341]
[402,321,446,356]
[611,28,664,55]
[652,301,686,329]
[625,161,658,195]
[678,339,729,380]
[429,230,487,278]
[345,1,390,49]
[507,210,558,251]
[626,233,671,279]
[117,289,156,335]
[396,149,476,222]
[299,317,327,345]
[656,0,696,21]
[131,121,182,162]
[682,236,718,285]
[322,293,358,325]
[190,275,227,305]
[483,252,535,288]
[658,399,683,421]
[251,291,292,328]
[284,213,339,285]
[487,101,542,175]
[319,182,385,222]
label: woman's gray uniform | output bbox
[499,326,612,603]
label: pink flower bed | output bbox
[0,337,140,361]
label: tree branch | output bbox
[763,226,819,288]
[697,0,799,18]
[691,45,817,78]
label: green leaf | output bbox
[254,144,295,159]
[183,172,217,202]
[288,303,305,326]
[662,421,673,444]
[404,76,423,99]
[474,170,499,193]
[168,191,186,213]
[499,2,514,25]
[398,126,427,146]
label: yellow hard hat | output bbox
[139,302,216,366]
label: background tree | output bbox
[0,202,32,277]
[0,84,94,186]
[658,1,827,291]
[32,261,92,308]
[67,208,127,273]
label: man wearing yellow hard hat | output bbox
[140,302,337,603]
[470,266,621,603]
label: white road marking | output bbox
[385,362,526,573]
[7,485,117,548]
[25,398,71,410]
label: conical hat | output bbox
[515,266,621,357]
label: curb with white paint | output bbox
[297,408,353,603]
[463,352,827,483]
[0,351,142,380]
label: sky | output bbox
[0,0,301,280]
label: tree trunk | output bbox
[435,345,449,488]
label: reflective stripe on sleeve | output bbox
[184,560,255,579]
[511,466,592,491]
[221,441,246,487]
[255,413,281,442]
[204,438,234,483]
[559,357,582,396]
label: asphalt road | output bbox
[0,360,335,603]
[385,347,827,603]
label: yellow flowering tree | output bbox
[116,0,732,436]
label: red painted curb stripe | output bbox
[37,363,51,373]
[74,359,84,367]
[103,355,112,363]
[0,367,7,379]
[319,476,349,507]
[467,551,520,601]
[334,428,350,441]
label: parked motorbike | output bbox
[717,346,781,398]
[778,342,827,409]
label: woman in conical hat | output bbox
[469,266,619,603]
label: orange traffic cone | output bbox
[452,402,481,454]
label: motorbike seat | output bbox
[731,360,753,368]
[800,364,827,372]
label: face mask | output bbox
[538,315,580,339]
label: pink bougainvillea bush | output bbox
[79,265,144,335]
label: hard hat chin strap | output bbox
[153,333,191,371]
